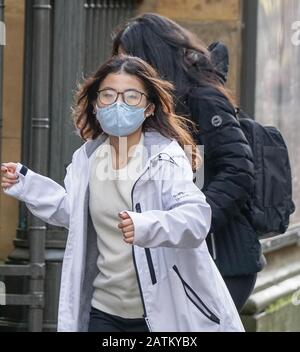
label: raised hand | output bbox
[118,211,135,244]
[1,163,19,191]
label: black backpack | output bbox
[208,41,295,237]
[237,109,295,237]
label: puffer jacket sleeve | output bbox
[126,155,212,249]
[3,162,72,229]
[188,87,255,233]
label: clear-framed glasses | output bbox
[96,88,148,107]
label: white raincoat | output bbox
[3,131,244,332]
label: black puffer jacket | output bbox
[187,86,264,277]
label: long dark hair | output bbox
[72,55,201,170]
[112,13,235,116]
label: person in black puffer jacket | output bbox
[112,13,266,311]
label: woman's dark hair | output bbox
[112,13,235,115]
[72,55,201,170]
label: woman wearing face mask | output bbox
[1,55,244,332]
[112,13,265,312]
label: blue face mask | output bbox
[96,102,149,137]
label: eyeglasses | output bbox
[97,88,148,107]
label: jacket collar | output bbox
[84,130,186,169]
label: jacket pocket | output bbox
[135,203,157,285]
[172,265,220,325]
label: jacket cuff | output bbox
[3,162,29,200]
[124,210,148,247]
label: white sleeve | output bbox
[3,162,72,229]
[126,157,212,249]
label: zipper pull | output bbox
[144,316,152,332]
[135,203,142,213]
[211,232,217,260]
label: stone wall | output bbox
[0,0,24,261]
[137,0,242,97]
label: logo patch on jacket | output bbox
[211,115,223,127]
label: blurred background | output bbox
[0,0,299,332]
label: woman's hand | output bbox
[118,212,135,244]
[1,162,19,190]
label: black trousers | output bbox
[88,306,149,332]
[224,274,257,312]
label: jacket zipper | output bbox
[130,152,177,332]
[172,265,220,324]
[135,203,157,285]
[210,232,217,260]
[131,166,152,332]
